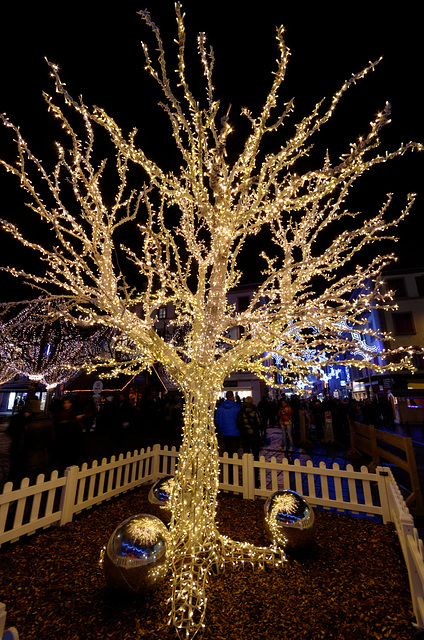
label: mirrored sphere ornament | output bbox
[264,490,315,551]
[102,514,170,593]
[148,475,174,524]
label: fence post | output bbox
[404,437,424,515]
[345,418,361,458]
[150,444,161,482]
[59,465,79,526]
[376,466,392,524]
[242,453,254,500]
[368,425,379,471]
[400,514,424,630]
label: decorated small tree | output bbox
[0,6,420,637]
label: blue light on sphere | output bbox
[103,514,170,593]
[264,490,315,551]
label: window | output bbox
[386,277,407,299]
[407,398,423,409]
[237,296,250,312]
[392,311,415,335]
[415,275,424,297]
[158,306,167,320]
[412,349,424,369]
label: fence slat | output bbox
[282,458,290,491]
[123,454,131,487]
[0,483,13,535]
[242,454,253,499]
[150,444,160,481]
[345,463,359,514]
[29,475,44,523]
[319,461,330,509]
[115,454,124,489]
[297,465,305,495]
[130,452,138,485]
[45,470,59,520]
[76,463,88,506]
[169,447,178,475]
[305,460,315,498]
[106,456,116,494]
[270,457,279,493]
[86,462,97,502]
[13,478,31,534]
[332,463,344,505]
[98,458,107,496]
[59,466,79,526]
[360,464,374,512]
[258,455,267,492]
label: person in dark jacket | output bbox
[237,396,262,487]
[19,398,55,482]
[237,397,261,456]
[257,394,271,442]
[54,397,83,473]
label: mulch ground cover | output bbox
[0,485,422,639]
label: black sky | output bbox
[1,2,423,298]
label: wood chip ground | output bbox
[0,486,422,639]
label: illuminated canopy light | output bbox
[0,300,126,390]
[0,5,421,638]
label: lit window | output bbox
[158,306,167,320]
[407,398,423,409]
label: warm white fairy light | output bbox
[0,363,16,386]
[0,300,122,389]
[0,5,421,638]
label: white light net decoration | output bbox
[0,300,124,390]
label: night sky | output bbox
[1,2,423,299]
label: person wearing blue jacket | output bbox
[215,391,241,482]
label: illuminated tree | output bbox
[0,300,121,394]
[0,6,421,637]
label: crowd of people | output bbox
[4,391,184,484]
[3,387,395,486]
[213,392,396,483]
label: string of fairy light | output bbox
[0,4,421,638]
[0,300,126,390]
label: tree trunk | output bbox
[170,385,219,637]
[165,374,283,638]
[168,382,221,635]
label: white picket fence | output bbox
[0,444,423,631]
[378,466,424,630]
